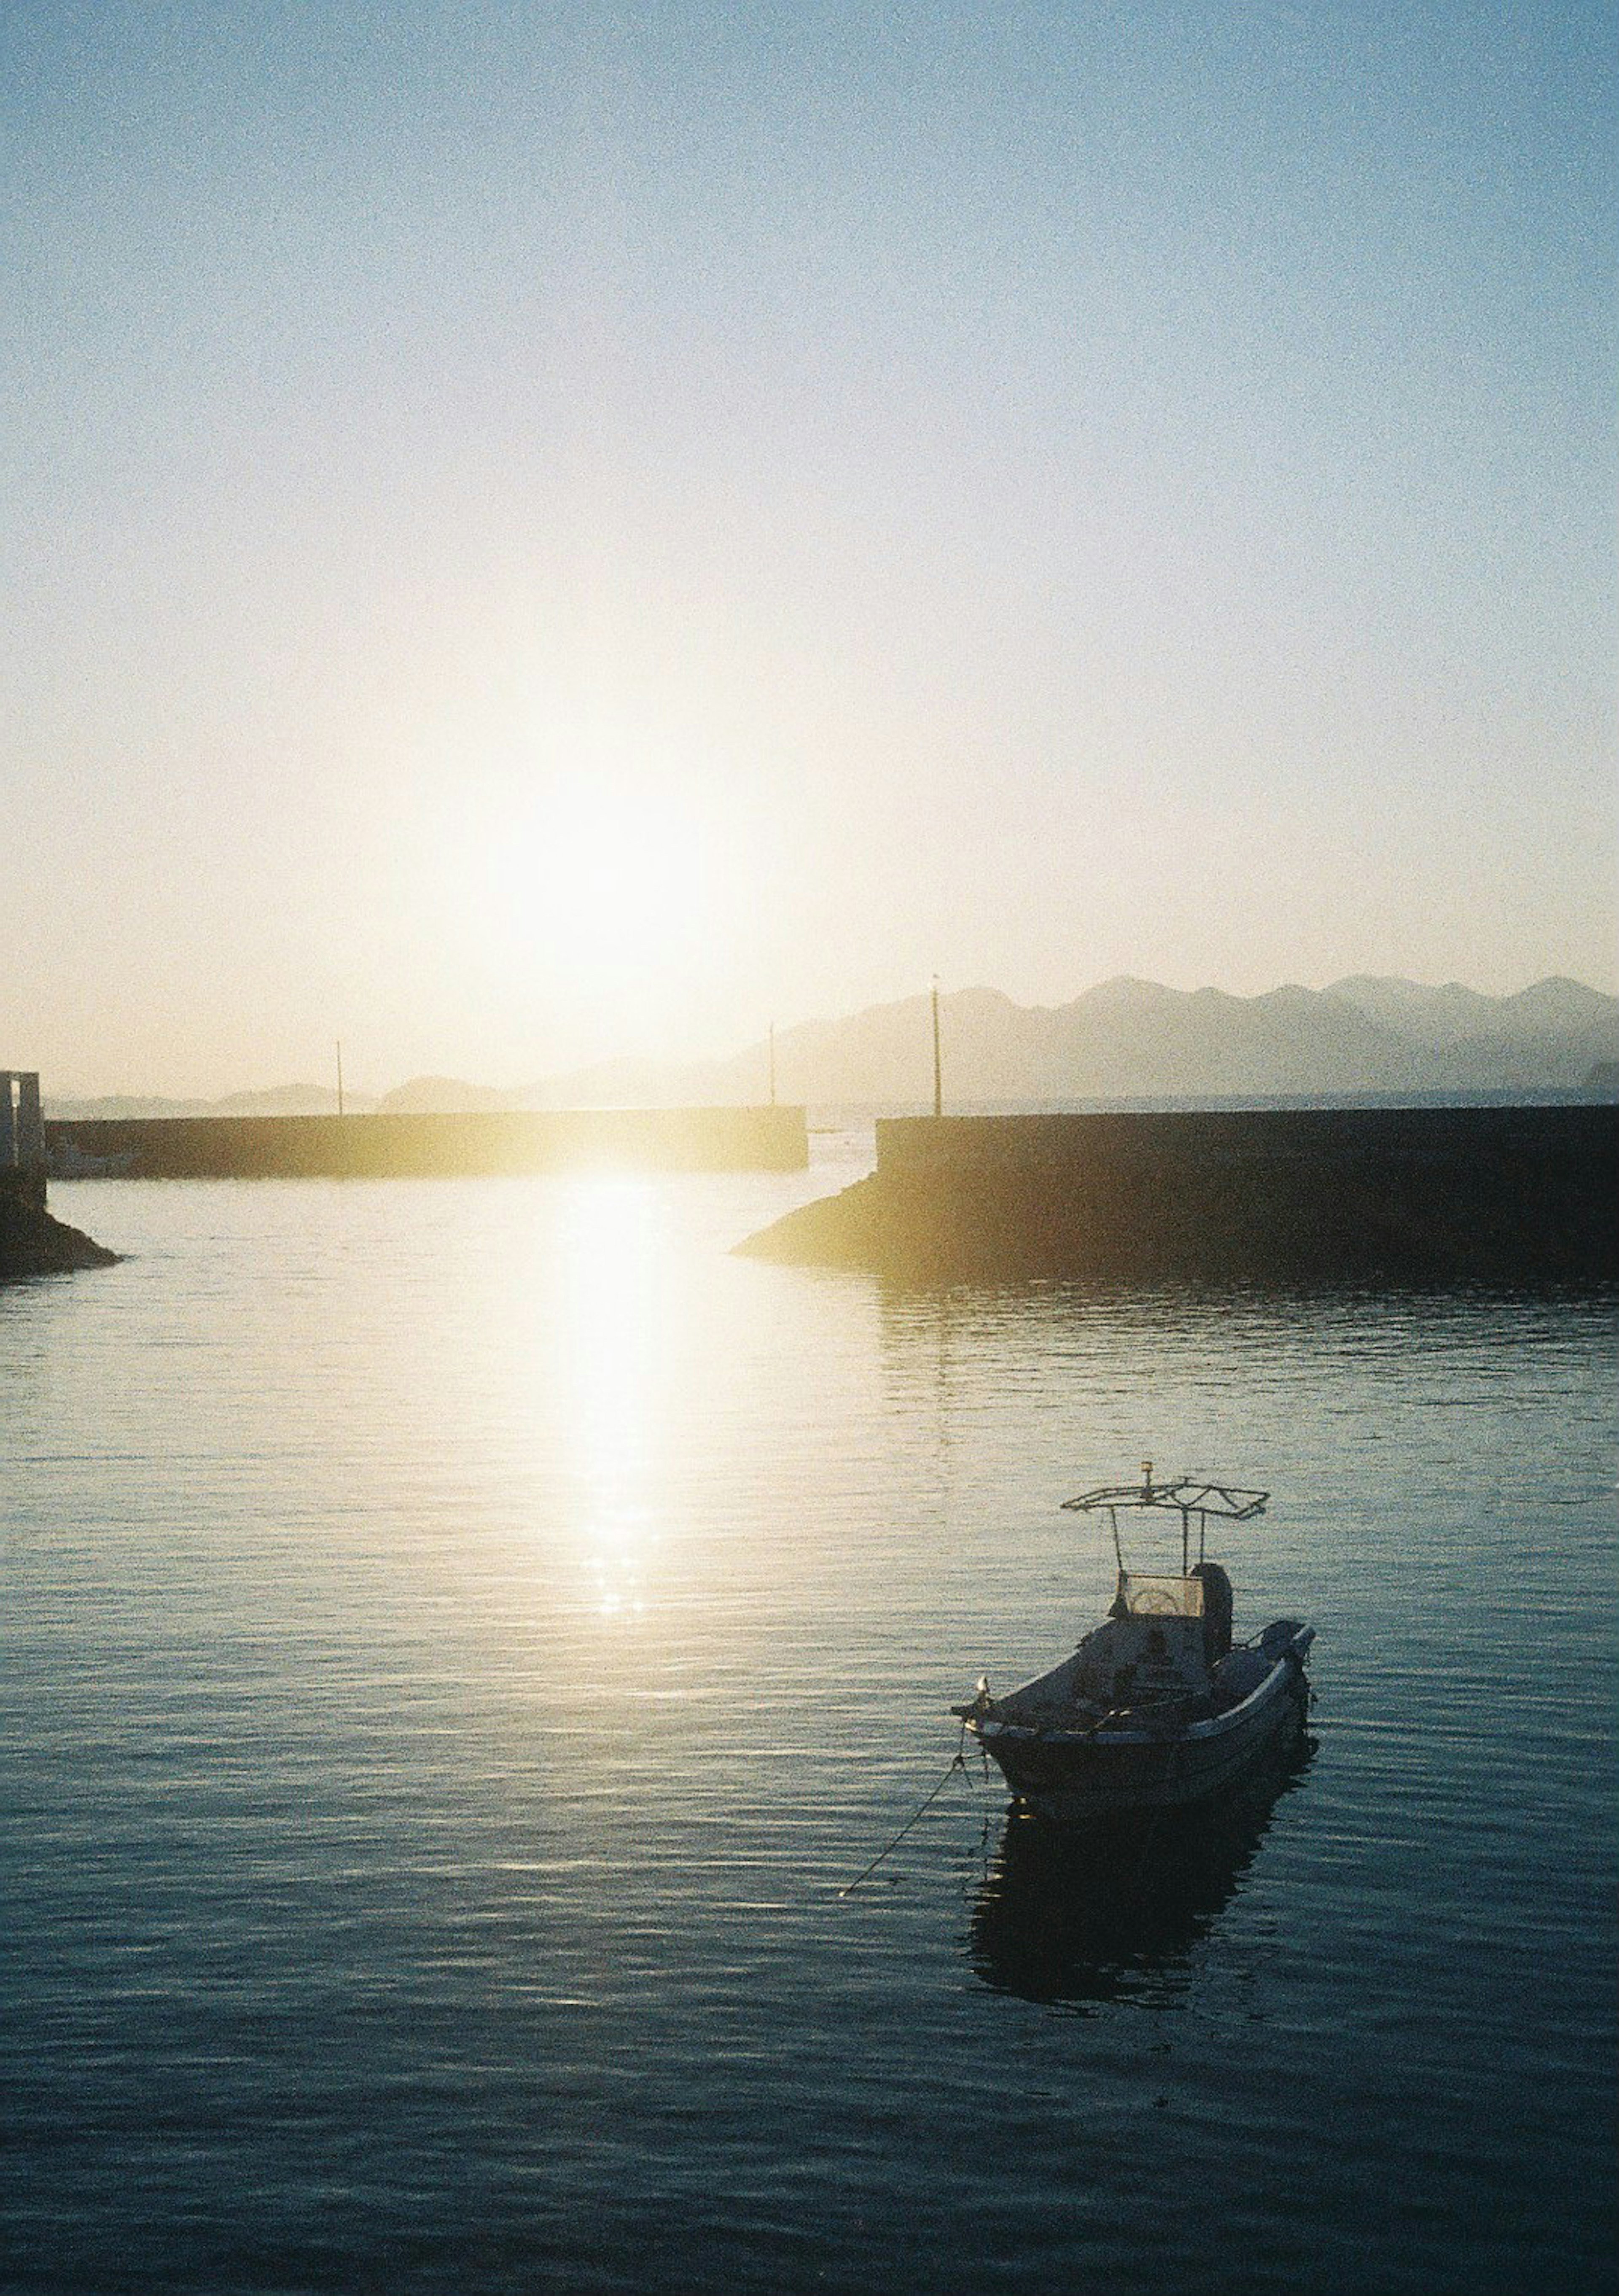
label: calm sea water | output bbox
[4,1148,1614,2295]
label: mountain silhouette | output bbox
[523,974,1619,1109]
[43,977,1618,1119]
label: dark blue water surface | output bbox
[4,1152,1614,2293]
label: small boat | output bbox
[953,1466,1314,1821]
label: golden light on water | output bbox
[551,1175,671,1623]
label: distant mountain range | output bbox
[526,974,1619,1109]
[44,1081,377,1122]
[43,976,1619,1122]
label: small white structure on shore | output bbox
[1,1071,45,1174]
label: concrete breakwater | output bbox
[45,1104,808,1179]
[740,1106,1619,1285]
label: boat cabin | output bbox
[1062,1566,1229,1707]
[960,1470,1275,1731]
[1060,1469,1262,1716]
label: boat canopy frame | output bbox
[1061,1464,1269,1576]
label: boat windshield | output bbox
[1117,1572,1205,1619]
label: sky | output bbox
[3,0,1614,1097]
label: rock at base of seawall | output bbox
[0,1187,121,1280]
[737,1174,1050,1280]
[734,1176,893,1270]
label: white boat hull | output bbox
[972,1628,1313,1821]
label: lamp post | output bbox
[931,977,942,1118]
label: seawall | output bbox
[44,1104,808,1179]
[739,1105,1619,1285]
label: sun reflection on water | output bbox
[550,1174,672,1623]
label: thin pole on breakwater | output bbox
[931,977,943,1118]
[336,1040,345,1118]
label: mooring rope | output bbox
[839,1738,978,1896]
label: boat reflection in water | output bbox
[968,1733,1315,2009]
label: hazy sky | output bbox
[5,0,1614,1095]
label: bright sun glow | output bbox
[418,689,754,1054]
